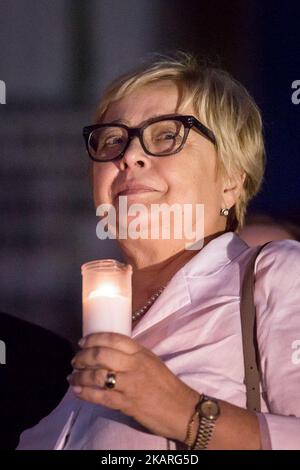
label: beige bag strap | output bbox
[240,242,270,412]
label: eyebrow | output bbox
[109,119,131,125]
[105,113,177,127]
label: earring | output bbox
[220,208,229,217]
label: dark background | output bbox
[0,0,299,345]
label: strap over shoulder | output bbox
[240,242,271,413]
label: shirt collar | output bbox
[182,231,249,277]
[132,232,249,338]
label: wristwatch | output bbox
[192,394,220,450]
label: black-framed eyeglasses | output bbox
[83,114,216,162]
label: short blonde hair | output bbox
[94,52,265,231]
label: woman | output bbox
[17,52,300,450]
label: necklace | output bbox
[132,285,166,321]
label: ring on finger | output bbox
[104,371,117,390]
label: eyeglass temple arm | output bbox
[190,119,216,146]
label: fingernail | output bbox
[78,337,86,347]
[72,386,82,394]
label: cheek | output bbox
[166,154,223,215]
[92,164,115,205]
[165,157,213,203]
[186,147,221,201]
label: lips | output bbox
[114,182,159,199]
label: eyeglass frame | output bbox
[82,113,217,162]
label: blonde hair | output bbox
[94,52,265,231]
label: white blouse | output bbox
[17,232,300,450]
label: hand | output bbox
[68,332,200,442]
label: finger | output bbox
[72,346,136,371]
[79,332,143,354]
[71,385,127,411]
[68,369,128,393]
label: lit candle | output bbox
[83,287,131,336]
[81,260,132,337]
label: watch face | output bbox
[201,399,220,420]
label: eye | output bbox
[154,131,177,141]
[148,121,184,144]
[98,131,126,148]
[105,136,126,146]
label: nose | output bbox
[119,136,149,170]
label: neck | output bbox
[118,232,225,313]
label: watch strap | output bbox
[192,416,215,450]
[191,395,220,450]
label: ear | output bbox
[221,172,245,210]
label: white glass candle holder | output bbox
[81,259,132,337]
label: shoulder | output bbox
[253,240,300,328]
[252,243,300,413]
[255,239,300,285]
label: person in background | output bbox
[239,213,300,246]
[0,311,74,449]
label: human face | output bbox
[92,81,226,241]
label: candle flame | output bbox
[88,283,118,299]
